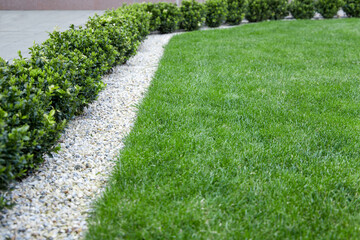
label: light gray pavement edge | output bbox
[0,11,104,61]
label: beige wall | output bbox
[0,0,181,10]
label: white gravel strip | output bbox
[0,33,176,240]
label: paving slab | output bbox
[0,11,104,61]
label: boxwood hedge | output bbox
[226,0,247,25]
[146,2,182,34]
[343,0,360,17]
[245,0,271,22]
[268,0,289,20]
[288,0,316,19]
[205,0,229,27]
[315,0,344,18]
[180,0,206,31]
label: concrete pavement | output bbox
[0,11,104,61]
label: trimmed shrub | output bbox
[315,0,344,18]
[288,0,316,19]
[343,0,360,17]
[180,0,206,31]
[0,4,151,208]
[120,4,152,40]
[205,0,228,27]
[245,0,271,22]
[0,57,65,191]
[145,3,162,32]
[146,2,182,34]
[86,6,151,63]
[268,0,289,20]
[226,0,246,25]
[30,28,112,121]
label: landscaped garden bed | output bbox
[1,0,360,238]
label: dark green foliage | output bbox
[180,0,206,31]
[245,0,271,22]
[0,4,151,208]
[120,4,152,40]
[32,28,113,121]
[145,3,162,31]
[288,0,316,19]
[343,0,360,17]
[268,0,289,20]
[315,0,344,18]
[226,0,246,25]
[86,5,151,63]
[0,56,65,190]
[146,2,182,34]
[205,0,228,27]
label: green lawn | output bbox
[86,19,360,239]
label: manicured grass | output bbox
[86,19,360,239]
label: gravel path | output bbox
[0,33,176,240]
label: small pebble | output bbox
[74,165,82,170]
